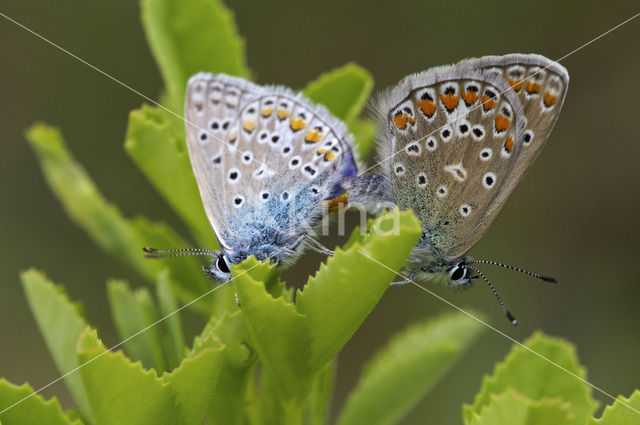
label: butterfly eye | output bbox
[216,255,230,274]
[449,263,467,281]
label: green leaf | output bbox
[161,349,224,424]
[587,390,640,425]
[232,259,311,402]
[466,389,572,425]
[141,0,249,111]
[233,209,421,408]
[350,119,377,161]
[20,269,92,417]
[156,271,186,370]
[296,208,422,372]
[0,379,81,425]
[124,106,215,249]
[336,312,485,425]
[304,63,373,125]
[26,123,211,310]
[107,280,166,371]
[464,332,599,425]
[78,329,223,425]
[193,312,256,425]
[307,360,336,425]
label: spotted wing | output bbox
[380,60,526,261]
[381,55,567,260]
[185,73,263,250]
[465,54,569,253]
[217,88,357,247]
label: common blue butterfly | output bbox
[149,74,358,280]
[343,54,569,323]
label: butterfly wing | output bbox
[465,55,569,253]
[380,55,567,260]
[185,73,263,251]
[186,75,357,261]
[379,60,525,261]
[220,88,357,258]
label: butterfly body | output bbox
[345,54,568,290]
[185,73,358,279]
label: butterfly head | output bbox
[204,252,233,281]
[447,260,473,288]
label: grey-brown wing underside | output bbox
[184,73,262,250]
[379,54,568,260]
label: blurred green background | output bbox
[1,0,639,423]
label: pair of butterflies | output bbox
[149,54,568,323]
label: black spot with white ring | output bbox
[479,148,492,161]
[483,172,497,189]
[471,125,485,141]
[242,151,253,164]
[302,164,318,177]
[209,119,220,131]
[441,126,453,142]
[416,173,428,187]
[198,130,209,144]
[227,168,241,184]
[425,137,437,151]
[405,142,421,156]
[523,130,534,145]
[233,195,245,208]
[289,156,302,169]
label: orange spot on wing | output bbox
[290,117,307,131]
[305,129,323,143]
[243,120,256,133]
[417,99,436,117]
[394,113,408,129]
[543,91,558,107]
[495,114,511,132]
[261,107,274,117]
[508,79,523,91]
[325,192,348,213]
[317,148,327,155]
[481,96,496,111]
[526,82,542,94]
[324,151,337,162]
[439,93,460,111]
[504,136,514,153]
[461,91,479,106]
[277,109,291,120]
[229,130,237,144]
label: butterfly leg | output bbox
[301,235,335,256]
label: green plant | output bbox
[3,0,639,424]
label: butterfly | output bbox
[145,74,358,280]
[343,54,569,323]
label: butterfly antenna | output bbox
[143,247,218,259]
[469,260,557,283]
[466,264,517,326]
